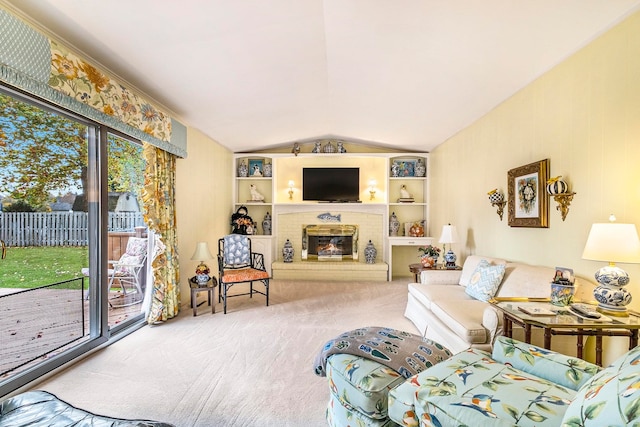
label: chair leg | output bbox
[223,283,228,314]
[265,279,269,307]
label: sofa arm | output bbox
[492,336,600,391]
[420,269,462,285]
[482,305,503,347]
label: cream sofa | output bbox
[404,255,567,354]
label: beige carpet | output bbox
[31,279,418,426]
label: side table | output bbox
[409,263,461,282]
[189,276,217,316]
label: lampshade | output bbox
[582,221,640,316]
[190,242,213,261]
[582,223,640,264]
[438,224,458,245]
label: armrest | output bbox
[420,269,462,285]
[482,305,503,347]
[491,336,600,391]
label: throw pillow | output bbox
[465,259,505,301]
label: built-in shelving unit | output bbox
[232,150,430,280]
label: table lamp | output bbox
[582,216,640,316]
[439,224,459,269]
[191,241,214,284]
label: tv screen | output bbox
[302,167,360,202]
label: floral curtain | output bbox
[141,142,180,323]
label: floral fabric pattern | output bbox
[141,143,180,323]
[562,345,640,426]
[48,41,172,142]
[389,347,576,427]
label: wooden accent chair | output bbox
[217,234,270,314]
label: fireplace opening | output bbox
[302,225,359,261]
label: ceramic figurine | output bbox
[400,185,412,199]
[337,141,347,153]
[250,184,265,201]
[292,142,301,156]
[391,163,399,177]
[312,141,322,153]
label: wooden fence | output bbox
[0,212,144,246]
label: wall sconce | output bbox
[288,180,294,200]
[368,179,377,200]
[546,176,576,221]
[487,189,506,221]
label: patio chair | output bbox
[217,234,270,314]
[82,236,148,301]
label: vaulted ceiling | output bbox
[5,0,640,153]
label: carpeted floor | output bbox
[30,278,418,426]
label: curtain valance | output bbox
[0,8,187,158]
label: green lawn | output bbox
[0,246,88,289]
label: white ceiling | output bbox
[6,0,640,153]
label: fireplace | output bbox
[302,225,359,260]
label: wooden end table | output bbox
[189,276,217,316]
[491,299,640,366]
[409,263,461,282]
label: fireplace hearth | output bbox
[302,224,359,260]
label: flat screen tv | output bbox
[302,167,360,202]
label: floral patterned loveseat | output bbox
[388,336,640,426]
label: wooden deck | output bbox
[0,287,142,379]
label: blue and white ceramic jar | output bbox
[237,160,248,177]
[389,212,400,236]
[364,240,377,264]
[282,239,294,263]
[263,162,272,177]
[262,212,272,235]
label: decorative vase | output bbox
[322,141,337,153]
[364,240,377,264]
[546,176,568,195]
[237,160,248,177]
[282,239,294,263]
[415,159,426,177]
[420,255,437,268]
[444,250,457,268]
[389,212,400,236]
[391,163,400,177]
[263,162,272,177]
[262,212,272,235]
[196,273,210,284]
[550,283,575,306]
[488,189,504,203]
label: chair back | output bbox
[220,234,252,269]
[115,237,148,274]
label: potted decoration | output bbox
[418,245,441,268]
[550,267,576,306]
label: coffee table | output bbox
[491,299,640,366]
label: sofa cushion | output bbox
[562,345,640,426]
[326,389,397,427]
[496,262,557,298]
[464,259,506,301]
[430,299,488,344]
[492,336,600,391]
[407,283,472,311]
[326,353,405,420]
[389,348,575,427]
[458,255,507,287]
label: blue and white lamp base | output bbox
[593,265,632,316]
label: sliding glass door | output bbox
[0,86,147,394]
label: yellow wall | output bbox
[175,128,232,300]
[430,10,640,362]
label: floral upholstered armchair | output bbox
[389,336,640,426]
